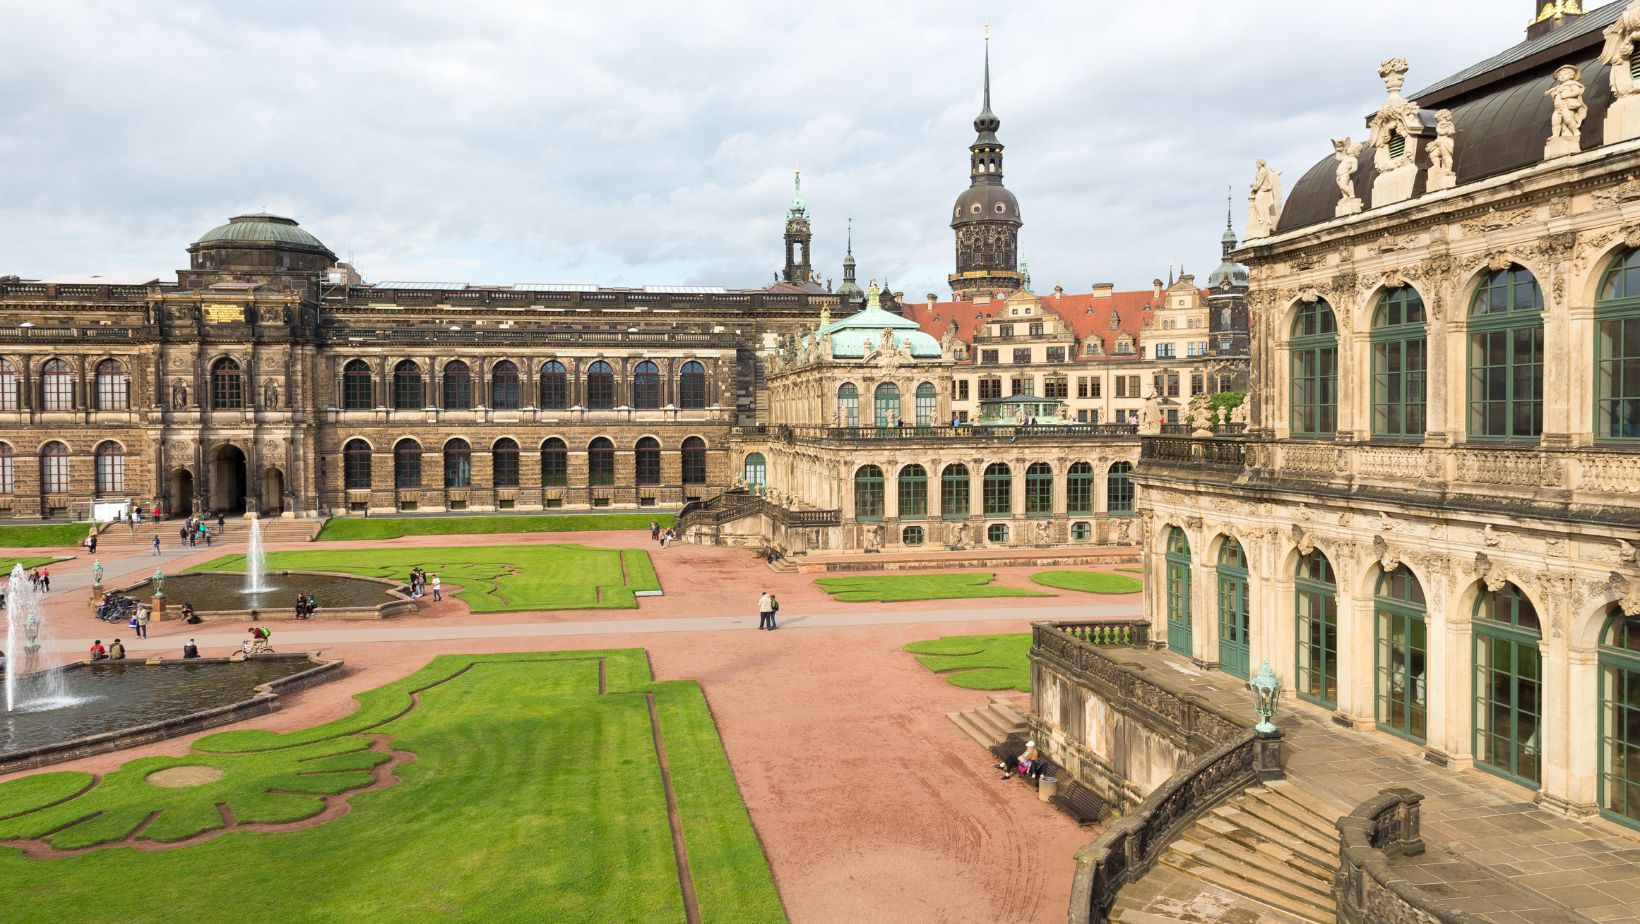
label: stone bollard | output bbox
[152,596,166,621]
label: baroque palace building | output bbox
[1137,0,1640,831]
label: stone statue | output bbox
[1138,387,1162,435]
[1602,1,1640,100]
[1231,401,1250,426]
[879,328,895,354]
[264,379,280,408]
[1427,110,1457,191]
[1034,519,1051,544]
[171,379,188,409]
[865,523,884,551]
[1014,404,1026,425]
[1246,159,1283,239]
[940,321,958,358]
[1332,137,1362,199]
[1545,65,1587,158]
[950,521,969,548]
[1368,58,1422,158]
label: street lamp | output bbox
[1250,659,1282,734]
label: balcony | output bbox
[736,424,1140,446]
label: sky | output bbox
[0,0,1549,295]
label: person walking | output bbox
[649,520,659,542]
[40,568,48,592]
[87,533,97,555]
[108,638,126,660]
[757,590,774,631]
[134,604,150,639]
[151,535,162,556]
[431,574,441,601]
[182,639,200,659]
[216,512,226,533]
[767,592,780,629]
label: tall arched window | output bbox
[94,441,123,494]
[915,382,938,428]
[1599,606,1640,829]
[941,463,970,519]
[837,383,860,428]
[0,443,15,493]
[897,464,928,519]
[344,439,372,490]
[0,360,18,411]
[492,438,519,487]
[394,439,422,489]
[743,453,766,488]
[342,359,373,410]
[586,361,615,410]
[632,361,660,409]
[442,360,472,410]
[1469,265,1543,440]
[393,360,424,409]
[1597,249,1640,441]
[210,358,244,410]
[874,382,901,428]
[1107,461,1134,515]
[1025,462,1053,516]
[1290,300,1337,437]
[588,438,615,485]
[40,441,69,494]
[635,437,661,485]
[1165,528,1192,657]
[854,464,885,520]
[41,359,74,411]
[1375,569,1428,744]
[1217,539,1250,679]
[678,361,706,409]
[1067,462,1095,516]
[95,359,129,411]
[1371,288,1427,439]
[541,438,568,486]
[982,463,1011,516]
[1296,551,1339,709]
[681,436,707,485]
[490,360,520,409]
[539,361,567,409]
[443,439,471,488]
[1474,583,1542,787]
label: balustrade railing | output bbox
[1335,788,1476,924]
[745,423,1139,444]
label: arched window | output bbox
[1165,528,1192,657]
[539,361,567,409]
[1290,300,1337,437]
[443,439,471,488]
[442,360,472,410]
[490,360,520,409]
[541,438,568,486]
[0,360,18,411]
[915,382,938,428]
[1025,462,1053,517]
[897,464,928,519]
[1599,606,1640,829]
[95,359,129,411]
[41,359,74,411]
[1596,249,1640,441]
[393,360,424,410]
[632,361,660,409]
[588,437,615,485]
[635,437,661,485]
[1217,539,1250,679]
[874,382,901,428]
[394,439,422,489]
[1067,462,1095,516]
[1371,288,1426,439]
[941,464,970,519]
[94,441,123,494]
[342,359,373,410]
[344,439,372,490]
[492,438,519,487]
[1296,551,1339,709]
[854,464,885,520]
[743,453,766,488]
[0,443,14,493]
[40,441,69,494]
[586,361,615,410]
[1469,265,1543,440]
[982,463,1011,517]
[210,358,243,410]
[1375,569,1427,743]
[681,436,707,485]
[1107,461,1134,515]
[1474,583,1542,787]
[837,383,860,428]
[678,361,706,410]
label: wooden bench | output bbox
[990,734,1109,825]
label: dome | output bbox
[808,283,943,359]
[951,184,1021,227]
[195,213,330,251]
[1208,258,1249,290]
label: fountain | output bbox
[245,516,271,594]
[4,562,71,713]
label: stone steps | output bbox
[96,518,322,548]
[946,697,1027,751]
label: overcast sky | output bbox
[0,0,1551,294]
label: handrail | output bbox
[1334,788,1478,924]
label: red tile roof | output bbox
[902,288,1209,363]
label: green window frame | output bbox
[1025,462,1053,517]
[1473,583,1543,789]
[1165,528,1192,658]
[1216,539,1251,680]
[1374,569,1428,744]
[1289,300,1338,437]
[897,464,928,519]
[1295,551,1338,709]
[982,463,1012,517]
[1107,462,1134,515]
[1600,606,1640,831]
[874,383,900,429]
[1370,288,1427,439]
[1066,461,1095,515]
[743,452,766,488]
[940,464,970,519]
[1596,248,1640,441]
[915,382,938,428]
[854,464,885,520]
[1467,265,1544,441]
[838,383,859,428]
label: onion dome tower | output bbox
[949,30,1022,300]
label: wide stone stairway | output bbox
[95,517,322,549]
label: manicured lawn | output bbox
[0,523,90,548]
[1031,570,1143,594]
[904,633,1032,692]
[189,544,660,611]
[814,572,1052,603]
[0,650,785,923]
[0,556,69,574]
[315,513,674,541]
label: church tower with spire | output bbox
[836,217,865,311]
[782,169,814,285]
[949,29,1023,301]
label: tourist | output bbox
[650,520,659,542]
[304,593,318,618]
[201,521,212,547]
[216,513,225,532]
[757,590,775,631]
[294,594,309,620]
[182,639,199,659]
[108,638,126,660]
[431,574,441,601]
[1001,740,1041,782]
[182,602,201,625]
[179,524,189,547]
[40,568,48,592]
[134,604,150,639]
[151,535,161,556]
[89,639,106,660]
[151,503,159,521]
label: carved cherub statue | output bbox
[1429,110,1456,175]
[1332,137,1362,198]
[1547,65,1587,142]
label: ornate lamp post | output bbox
[152,568,166,600]
[1250,659,1282,734]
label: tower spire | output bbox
[983,23,992,115]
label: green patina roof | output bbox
[808,282,943,359]
[196,213,328,250]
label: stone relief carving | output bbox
[1373,535,1401,573]
[1482,524,1529,551]
[864,523,884,551]
[1034,519,1052,544]
[949,521,968,548]
[1473,552,1508,593]
[1597,538,1639,566]
[170,379,188,409]
[1246,159,1283,239]
[1463,207,1535,236]
[1291,523,1316,557]
[1592,179,1640,210]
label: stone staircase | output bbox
[1110,780,1342,924]
[96,517,323,549]
[947,696,1028,749]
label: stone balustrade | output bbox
[1334,788,1478,924]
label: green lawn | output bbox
[0,556,69,574]
[0,523,90,547]
[814,572,1053,603]
[904,633,1032,691]
[0,650,785,923]
[315,513,674,541]
[1031,570,1143,594]
[190,544,660,611]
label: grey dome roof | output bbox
[195,213,330,251]
[951,184,1022,226]
[1208,259,1249,290]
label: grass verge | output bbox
[0,524,90,548]
[814,572,1052,603]
[904,633,1032,691]
[1030,570,1143,594]
[315,513,674,541]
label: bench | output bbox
[990,734,1109,825]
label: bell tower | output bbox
[949,29,1023,300]
[782,169,813,285]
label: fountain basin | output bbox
[0,653,341,774]
[122,571,417,620]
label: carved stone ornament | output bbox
[1545,64,1588,159]
[1598,538,1639,566]
[1299,286,1321,304]
[1291,524,1316,557]
[1487,251,1514,273]
[170,379,188,409]
[1246,159,1283,240]
[1333,137,1364,217]
[1428,110,1457,191]
[1373,535,1402,573]
[1473,552,1508,593]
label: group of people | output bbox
[997,740,1044,782]
[406,567,440,601]
[88,638,126,660]
[25,567,51,592]
[177,515,223,549]
[756,590,781,630]
[649,521,677,547]
[90,632,256,660]
[292,593,319,620]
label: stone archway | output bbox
[169,468,195,518]
[210,445,247,514]
[260,467,285,516]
